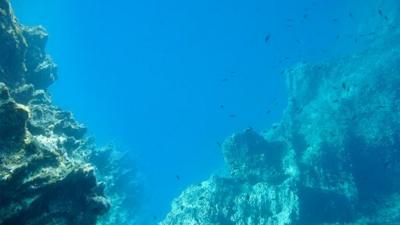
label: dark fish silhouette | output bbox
[265,34,271,43]
[229,114,237,118]
[220,104,225,109]
[176,175,181,181]
[349,12,354,19]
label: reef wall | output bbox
[160,2,400,225]
[0,1,125,224]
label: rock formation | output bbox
[160,2,400,225]
[0,1,111,224]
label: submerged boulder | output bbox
[161,130,298,225]
[222,129,287,183]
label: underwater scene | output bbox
[1,0,400,224]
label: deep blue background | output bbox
[12,0,386,221]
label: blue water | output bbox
[11,0,387,221]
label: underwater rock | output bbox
[222,129,287,183]
[90,145,144,225]
[11,84,34,104]
[23,25,57,90]
[0,0,27,87]
[0,0,111,224]
[161,10,400,225]
[0,83,29,146]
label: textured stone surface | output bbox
[0,1,110,224]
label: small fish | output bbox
[378,9,383,17]
[221,78,229,83]
[220,104,225,109]
[265,34,271,44]
[266,109,271,114]
[332,18,338,22]
[342,82,347,90]
[176,175,181,181]
[336,34,340,40]
[349,12,354,19]
[217,142,222,148]
[229,114,237,118]
[303,14,309,19]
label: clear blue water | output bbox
[11,0,392,221]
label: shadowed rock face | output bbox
[0,0,110,224]
[161,2,400,225]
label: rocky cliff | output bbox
[0,1,111,224]
[160,2,400,225]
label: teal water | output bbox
[11,0,400,224]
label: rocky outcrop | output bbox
[90,146,143,225]
[160,2,400,225]
[0,0,110,224]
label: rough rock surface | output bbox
[0,1,110,224]
[160,3,400,225]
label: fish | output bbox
[265,34,271,44]
[378,9,383,17]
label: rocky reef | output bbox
[0,1,141,224]
[160,4,400,225]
